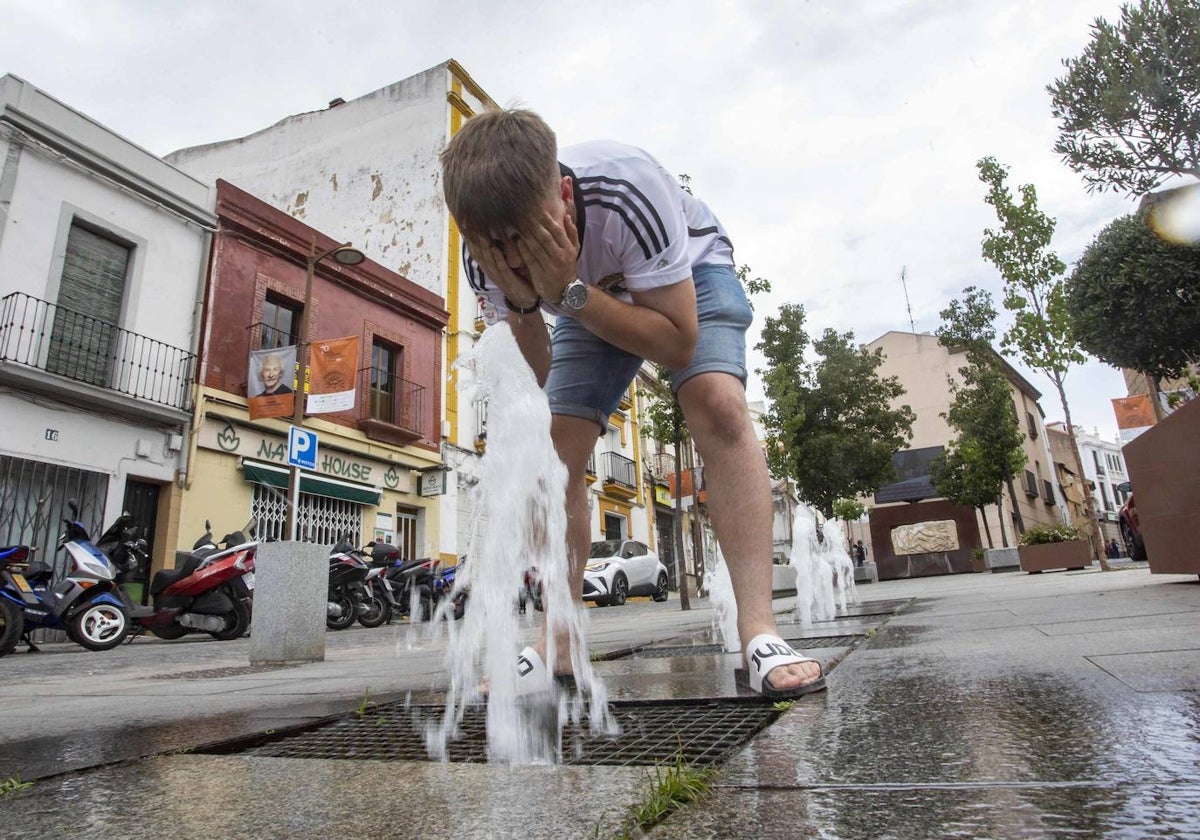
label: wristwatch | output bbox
[560,279,590,313]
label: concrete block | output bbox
[853,562,879,584]
[985,547,1020,572]
[771,563,797,595]
[249,541,328,665]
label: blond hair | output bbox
[440,108,559,236]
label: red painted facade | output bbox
[202,180,447,451]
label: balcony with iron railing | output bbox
[649,451,677,480]
[0,292,195,418]
[357,365,429,446]
[600,450,637,500]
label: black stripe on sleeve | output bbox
[688,226,718,237]
[583,197,653,260]
[577,176,670,250]
[579,185,663,253]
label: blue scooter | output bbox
[1,500,131,651]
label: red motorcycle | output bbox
[119,521,257,641]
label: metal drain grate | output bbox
[152,663,300,680]
[203,700,779,768]
[628,635,863,659]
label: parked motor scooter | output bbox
[1,500,131,651]
[326,538,371,631]
[380,550,439,623]
[433,556,467,620]
[130,520,257,641]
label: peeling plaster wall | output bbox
[167,65,453,297]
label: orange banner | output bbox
[1111,394,1156,442]
[307,335,360,414]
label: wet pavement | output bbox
[1,565,1198,838]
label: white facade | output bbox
[0,74,215,566]
[1051,423,1130,532]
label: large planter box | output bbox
[1018,540,1091,573]
[1122,395,1200,576]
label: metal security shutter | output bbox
[48,223,130,386]
[0,454,108,578]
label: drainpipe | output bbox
[179,226,217,492]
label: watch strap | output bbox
[503,295,542,315]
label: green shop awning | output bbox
[241,460,382,506]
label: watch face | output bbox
[564,281,588,311]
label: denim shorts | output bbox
[545,262,753,430]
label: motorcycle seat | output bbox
[152,554,205,595]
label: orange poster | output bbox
[1111,394,1156,442]
[308,336,360,414]
[248,345,296,420]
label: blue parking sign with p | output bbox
[287,426,318,470]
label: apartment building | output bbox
[0,74,214,580]
[864,331,1065,579]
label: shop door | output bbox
[121,479,160,604]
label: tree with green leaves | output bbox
[932,287,1029,546]
[831,497,866,551]
[977,156,1109,567]
[1066,209,1200,414]
[758,323,915,520]
[1047,0,1200,196]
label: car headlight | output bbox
[586,562,611,573]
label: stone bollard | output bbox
[249,541,328,665]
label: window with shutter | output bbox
[47,222,130,387]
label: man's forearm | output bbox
[506,310,552,386]
[573,283,698,371]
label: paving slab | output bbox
[0,755,649,840]
[1,572,1196,838]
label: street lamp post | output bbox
[285,239,365,542]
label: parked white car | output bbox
[583,539,670,606]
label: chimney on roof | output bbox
[328,97,346,109]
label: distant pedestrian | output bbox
[1107,538,1121,560]
[853,540,867,567]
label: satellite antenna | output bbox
[900,266,916,333]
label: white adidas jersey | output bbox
[464,139,734,320]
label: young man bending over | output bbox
[440,108,824,700]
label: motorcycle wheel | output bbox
[149,623,189,640]
[68,602,129,651]
[209,596,251,641]
[326,591,357,631]
[0,599,22,656]
[357,593,391,628]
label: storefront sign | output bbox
[199,418,411,493]
[419,469,447,497]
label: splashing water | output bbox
[705,548,740,653]
[789,506,858,626]
[429,322,613,764]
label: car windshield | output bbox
[589,540,622,559]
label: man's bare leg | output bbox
[676,372,821,691]
[531,413,599,671]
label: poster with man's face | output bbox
[248,345,297,419]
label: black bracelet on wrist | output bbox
[504,296,542,315]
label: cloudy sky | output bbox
[3,0,1149,440]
